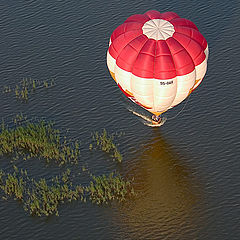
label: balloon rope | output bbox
[166,94,191,120]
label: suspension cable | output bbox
[166,94,191,120]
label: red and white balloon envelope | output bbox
[107,10,208,117]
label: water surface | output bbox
[0,1,239,239]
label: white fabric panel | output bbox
[115,65,132,91]
[205,45,209,60]
[131,75,154,108]
[153,78,177,112]
[195,58,207,81]
[106,51,116,73]
[133,94,154,108]
[171,70,196,107]
[130,75,178,112]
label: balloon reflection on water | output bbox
[115,133,205,239]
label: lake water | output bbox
[0,1,239,239]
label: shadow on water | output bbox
[115,132,206,239]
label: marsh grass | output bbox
[0,166,85,216]
[0,117,80,166]
[3,77,55,101]
[25,170,84,216]
[86,173,135,205]
[90,129,122,162]
[0,116,136,217]
[0,166,135,216]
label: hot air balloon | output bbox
[107,10,208,123]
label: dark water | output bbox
[0,1,239,239]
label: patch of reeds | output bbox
[0,117,80,166]
[85,172,135,205]
[0,166,85,216]
[0,166,135,216]
[24,170,84,216]
[0,166,26,201]
[0,115,135,216]
[90,129,122,162]
[3,77,55,101]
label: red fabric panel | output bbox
[131,39,156,78]
[109,29,142,59]
[128,34,149,51]
[116,44,139,72]
[155,55,176,79]
[124,14,150,24]
[190,29,208,50]
[170,18,198,31]
[159,12,180,21]
[174,26,208,50]
[140,39,156,56]
[111,22,144,43]
[155,41,176,79]
[116,35,148,71]
[132,50,155,78]
[144,10,162,19]
[166,38,195,75]
[155,40,172,56]
[173,32,206,65]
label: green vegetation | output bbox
[0,166,135,216]
[0,116,80,166]
[90,129,122,162]
[86,172,135,205]
[0,114,134,217]
[24,169,84,217]
[0,167,84,216]
[3,77,55,101]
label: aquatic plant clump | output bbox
[0,118,80,166]
[0,167,84,217]
[86,173,135,205]
[90,129,122,162]
[0,167,136,217]
[2,77,55,101]
[0,167,26,200]
[24,171,84,216]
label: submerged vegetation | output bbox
[0,166,135,216]
[0,116,80,166]
[0,167,84,216]
[3,77,55,101]
[90,129,122,162]
[86,172,135,205]
[0,114,134,217]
